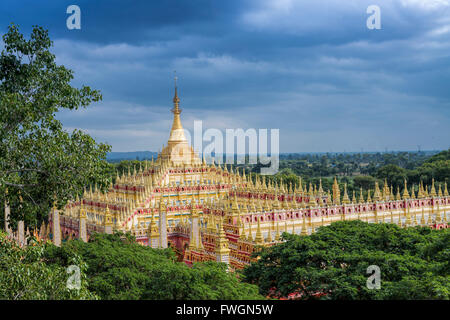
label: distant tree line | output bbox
[243,149,449,198]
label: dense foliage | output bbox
[0,231,96,300]
[248,151,437,177]
[44,232,263,300]
[243,221,450,300]
[0,24,111,230]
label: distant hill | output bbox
[107,150,442,162]
[107,151,158,162]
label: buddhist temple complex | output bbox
[38,84,450,271]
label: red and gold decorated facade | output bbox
[54,86,450,270]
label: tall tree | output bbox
[0,24,111,229]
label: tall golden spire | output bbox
[367,189,372,203]
[420,207,426,226]
[161,74,201,165]
[308,183,317,207]
[332,176,340,205]
[418,181,424,198]
[342,183,350,204]
[169,72,185,140]
[275,222,280,240]
[373,181,381,201]
[402,179,410,199]
[396,186,401,201]
[318,179,324,196]
[266,224,273,242]
[301,215,308,236]
[255,218,264,244]
[430,178,437,197]
[215,218,230,255]
[247,222,253,241]
[359,187,365,204]
[327,190,333,205]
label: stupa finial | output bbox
[172,71,181,114]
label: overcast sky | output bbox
[1,0,449,152]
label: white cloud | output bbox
[428,24,450,36]
[400,0,450,10]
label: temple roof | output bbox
[159,77,201,165]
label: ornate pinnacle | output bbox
[430,178,437,197]
[359,187,365,203]
[342,183,350,204]
[172,72,181,114]
[402,179,410,199]
[255,218,264,244]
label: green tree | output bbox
[375,164,407,189]
[0,24,111,229]
[243,221,449,300]
[0,231,96,300]
[418,160,450,185]
[353,175,376,190]
[424,149,450,164]
[44,232,264,300]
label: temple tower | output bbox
[190,203,200,248]
[215,219,230,265]
[332,177,341,205]
[104,205,113,234]
[79,202,87,242]
[158,201,168,248]
[148,214,160,248]
[159,75,200,166]
[52,204,61,247]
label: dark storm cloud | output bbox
[0,0,449,152]
[0,0,244,43]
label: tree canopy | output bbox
[0,24,111,229]
[0,230,96,299]
[242,221,450,300]
[44,232,264,300]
